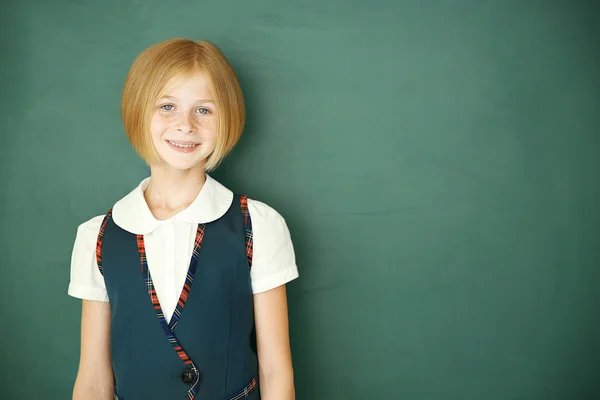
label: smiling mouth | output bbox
[166,140,199,149]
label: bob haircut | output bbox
[121,38,245,171]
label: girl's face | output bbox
[150,71,218,171]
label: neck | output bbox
[144,164,207,220]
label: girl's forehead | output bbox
[161,71,214,97]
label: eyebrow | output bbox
[159,95,215,103]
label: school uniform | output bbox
[68,175,299,400]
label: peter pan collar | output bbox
[112,174,234,235]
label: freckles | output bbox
[159,112,179,128]
[161,113,177,122]
[195,119,217,131]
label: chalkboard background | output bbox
[0,1,598,398]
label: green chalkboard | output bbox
[0,1,599,399]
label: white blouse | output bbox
[68,175,299,323]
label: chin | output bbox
[153,155,203,171]
[166,160,204,171]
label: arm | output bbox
[254,285,295,399]
[72,300,114,400]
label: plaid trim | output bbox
[95,209,113,276]
[136,223,206,400]
[169,224,205,330]
[226,377,258,400]
[240,196,253,269]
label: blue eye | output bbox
[196,108,211,115]
[160,104,174,111]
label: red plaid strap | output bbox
[95,209,112,276]
[240,195,253,269]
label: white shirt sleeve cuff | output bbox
[251,266,299,294]
[68,282,109,302]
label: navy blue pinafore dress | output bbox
[96,195,259,399]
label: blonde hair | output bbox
[121,38,245,171]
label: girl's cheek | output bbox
[196,119,217,130]
[150,115,164,132]
[161,112,178,124]
[151,112,174,128]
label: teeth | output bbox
[168,140,197,148]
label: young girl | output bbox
[68,38,298,400]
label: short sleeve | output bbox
[247,199,299,294]
[67,215,109,302]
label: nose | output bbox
[176,111,195,134]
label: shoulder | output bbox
[246,198,286,219]
[75,215,106,242]
[245,197,293,236]
[72,214,107,257]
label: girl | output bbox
[68,39,298,400]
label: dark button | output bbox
[181,369,197,384]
